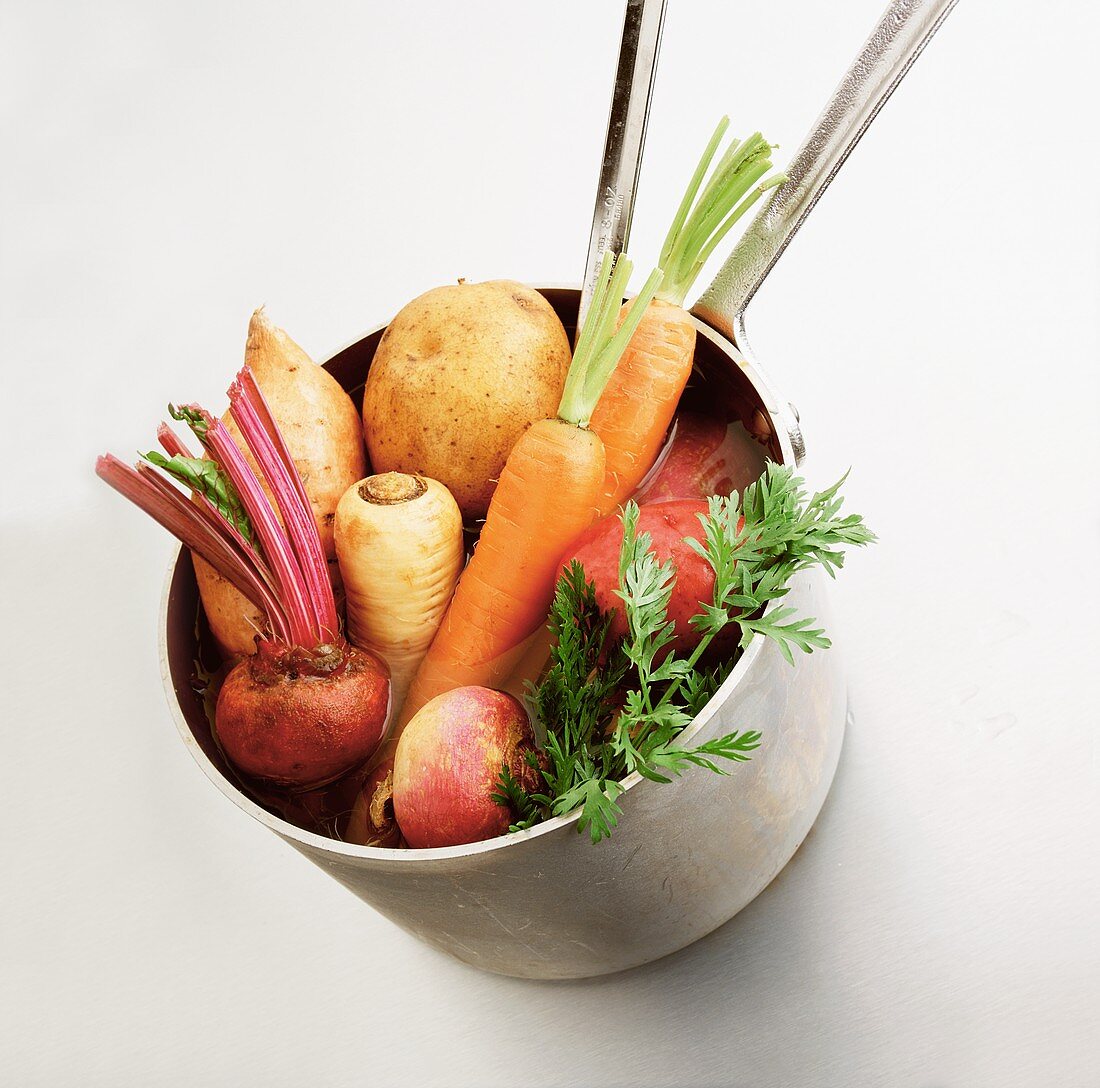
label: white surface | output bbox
[2,1,1098,1084]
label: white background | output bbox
[3,1,1098,1085]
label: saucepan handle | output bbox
[692,0,958,343]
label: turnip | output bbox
[392,687,544,848]
[97,367,390,788]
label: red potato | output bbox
[634,411,766,505]
[392,687,544,849]
[563,499,741,656]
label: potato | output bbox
[562,499,738,658]
[195,307,365,658]
[362,280,570,521]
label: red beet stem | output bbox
[227,371,338,637]
[138,461,285,624]
[201,416,317,647]
[156,422,192,459]
[96,454,291,641]
[99,367,340,650]
[156,419,282,603]
[235,371,315,551]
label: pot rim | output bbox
[158,285,798,863]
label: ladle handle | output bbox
[578,0,667,332]
[692,0,958,343]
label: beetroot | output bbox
[217,640,390,787]
[98,367,390,789]
[563,499,739,656]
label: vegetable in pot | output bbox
[194,307,366,658]
[96,368,389,788]
[393,687,544,849]
[396,253,664,729]
[563,498,731,657]
[497,465,875,842]
[591,120,784,516]
[335,472,464,719]
[362,280,572,522]
[633,411,767,505]
[346,757,402,848]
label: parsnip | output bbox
[335,472,464,718]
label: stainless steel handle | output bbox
[692,0,958,344]
[578,0,667,331]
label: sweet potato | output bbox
[195,308,365,657]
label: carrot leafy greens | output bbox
[494,463,876,842]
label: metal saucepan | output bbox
[159,0,956,979]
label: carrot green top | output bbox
[557,253,663,428]
[656,118,786,308]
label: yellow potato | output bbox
[195,307,365,658]
[362,280,570,521]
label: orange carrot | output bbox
[400,417,605,719]
[591,118,785,516]
[397,253,663,728]
[591,298,697,514]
